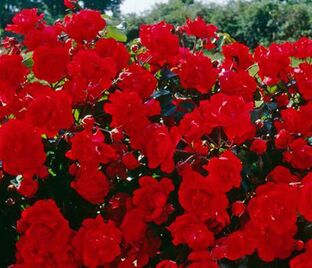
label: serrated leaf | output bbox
[101,14,113,20]
[22,52,33,68]
[105,25,127,42]
[247,63,259,76]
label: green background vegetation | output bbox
[1,0,311,48]
[0,0,123,33]
[123,0,312,48]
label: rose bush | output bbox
[0,2,312,267]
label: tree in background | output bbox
[123,0,205,41]
[0,0,123,30]
[123,0,312,48]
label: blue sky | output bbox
[120,0,223,14]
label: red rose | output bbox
[212,230,255,261]
[64,0,77,9]
[95,38,130,72]
[0,120,46,177]
[182,17,218,40]
[178,166,228,221]
[66,128,116,168]
[121,209,147,243]
[68,49,116,91]
[204,150,242,192]
[156,260,178,268]
[0,54,28,103]
[267,165,297,184]
[140,21,179,66]
[245,222,297,262]
[231,201,246,217]
[105,193,130,225]
[122,153,140,170]
[117,64,157,99]
[104,90,150,138]
[275,93,289,107]
[17,177,38,198]
[187,251,219,268]
[33,45,69,83]
[219,69,257,102]
[274,129,294,149]
[290,240,312,268]
[104,91,162,150]
[25,90,73,137]
[294,63,312,100]
[5,8,45,35]
[222,42,254,70]
[118,228,161,268]
[143,124,180,173]
[246,182,298,261]
[254,43,291,85]
[64,9,106,42]
[3,12,312,268]
[250,138,267,155]
[15,200,74,267]
[168,213,215,250]
[247,182,298,235]
[285,138,312,170]
[132,176,174,223]
[209,93,256,145]
[293,37,312,58]
[24,25,61,50]
[206,209,230,233]
[178,107,211,143]
[71,167,110,205]
[73,215,121,267]
[0,54,28,87]
[281,107,311,136]
[178,53,218,93]
[298,173,312,222]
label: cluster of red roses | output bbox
[0,2,312,267]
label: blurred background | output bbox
[0,0,312,48]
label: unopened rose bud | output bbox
[295,240,304,251]
[232,201,246,217]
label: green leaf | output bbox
[22,52,34,68]
[101,14,113,20]
[267,85,278,94]
[73,109,80,122]
[247,63,259,77]
[105,25,127,42]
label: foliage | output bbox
[0,0,123,30]
[1,3,312,268]
[123,0,312,48]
